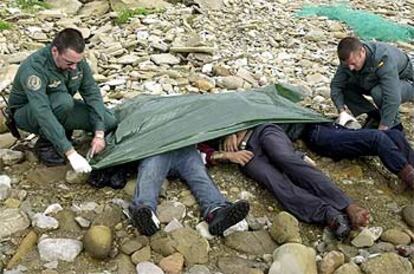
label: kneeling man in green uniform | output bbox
[8,28,118,172]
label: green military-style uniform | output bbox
[330,42,414,127]
[9,45,118,154]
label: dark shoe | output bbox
[399,164,414,189]
[87,169,110,188]
[34,137,65,167]
[328,214,351,240]
[129,205,160,236]
[206,200,250,236]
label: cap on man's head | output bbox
[337,37,363,62]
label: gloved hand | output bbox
[67,151,92,173]
[337,111,357,126]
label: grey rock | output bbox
[269,211,301,244]
[0,133,16,149]
[150,234,176,256]
[216,76,244,90]
[402,205,414,227]
[157,201,186,223]
[360,252,412,274]
[224,230,277,255]
[93,204,122,227]
[0,209,30,240]
[171,227,209,265]
[367,242,395,254]
[333,263,362,274]
[150,54,180,65]
[79,0,109,16]
[38,237,83,262]
[269,243,317,274]
[318,251,345,274]
[0,149,24,166]
[131,246,151,265]
[194,0,223,10]
[45,0,83,15]
[380,229,411,245]
[217,256,264,274]
[115,253,136,274]
[65,170,88,184]
[123,179,136,197]
[109,0,171,11]
[1,53,32,64]
[351,228,378,248]
[186,265,210,274]
[120,238,143,255]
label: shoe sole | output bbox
[209,201,250,236]
[132,207,159,236]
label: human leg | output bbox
[259,125,353,208]
[129,152,172,236]
[13,104,65,166]
[241,155,347,224]
[304,124,407,174]
[55,99,117,133]
[176,146,249,235]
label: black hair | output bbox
[51,28,85,54]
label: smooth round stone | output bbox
[83,225,112,259]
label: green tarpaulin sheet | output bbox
[92,84,329,169]
[297,5,414,42]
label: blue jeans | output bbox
[131,146,229,218]
[303,123,410,174]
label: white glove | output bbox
[337,111,357,126]
[67,151,92,173]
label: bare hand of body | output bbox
[223,134,239,152]
[224,150,254,166]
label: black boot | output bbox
[34,137,65,166]
[206,200,250,236]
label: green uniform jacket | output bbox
[330,42,413,127]
[9,45,105,153]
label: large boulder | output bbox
[360,252,412,274]
[269,243,317,274]
[45,0,83,15]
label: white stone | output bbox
[136,31,149,40]
[38,238,83,262]
[75,216,91,228]
[202,64,214,74]
[32,213,59,230]
[164,218,184,233]
[143,81,163,94]
[223,219,249,236]
[44,203,63,215]
[136,261,164,274]
[0,174,11,200]
[196,221,214,240]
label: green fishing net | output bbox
[297,5,414,42]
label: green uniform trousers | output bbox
[343,80,414,126]
[13,92,118,136]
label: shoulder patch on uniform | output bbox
[26,75,42,91]
[376,60,384,68]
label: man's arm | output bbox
[21,71,72,154]
[376,58,401,129]
[197,143,253,166]
[330,66,349,113]
[78,60,105,132]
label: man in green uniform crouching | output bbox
[8,28,118,172]
[331,37,414,130]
